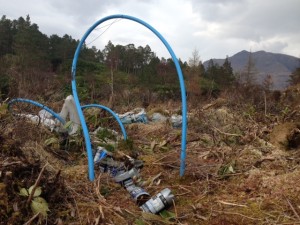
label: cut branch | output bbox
[26,163,48,205]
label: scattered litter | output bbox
[151,113,168,123]
[94,146,112,163]
[15,112,59,132]
[9,96,80,135]
[39,109,54,120]
[170,114,182,128]
[118,108,148,124]
[118,108,186,129]
[59,95,80,135]
[9,95,178,214]
[94,146,174,213]
[140,188,174,214]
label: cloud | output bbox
[186,0,300,60]
[189,0,247,22]
[1,0,299,61]
[85,0,197,61]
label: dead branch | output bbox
[213,126,242,137]
[173,199,178,219]
[26,162,48,205]
[217,200,248,208]
[285,196,300,221]
[23,212,40,225]
[71,192,83,225]
[212,209,262,221]
[2,161,25,167]
[148,172,162,187]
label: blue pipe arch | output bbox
[8,98,66,125]
[8,99,127,140]
[81,104,127,140]
[72,14,187,181]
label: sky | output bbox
[1,0,300,63]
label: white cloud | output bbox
[1,0,299,61]
[187,0,300,60]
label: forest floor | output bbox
[1,86,300,225]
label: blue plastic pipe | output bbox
[81,104,127,140]
[7,98,65,125]
[72,14,187,181]
[8,98,126,138]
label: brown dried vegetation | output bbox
[1,85,300,224]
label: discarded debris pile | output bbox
[2,88,300,224]
[118,107,184,128]
[0,103,181,224]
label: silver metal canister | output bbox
[140,188,174,214]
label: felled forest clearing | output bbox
[1,83,300,225]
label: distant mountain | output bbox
[203,50,300,90]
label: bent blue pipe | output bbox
[7,98,65,125]
[81,104,127,140]
[72,14,187,181]
[8,98,126,138]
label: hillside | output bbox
[2,83,300,224]
[2,15,300,224]
[203,50,300,90]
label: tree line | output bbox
[0,15,257,106]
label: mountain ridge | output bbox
[203,50,300,90]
